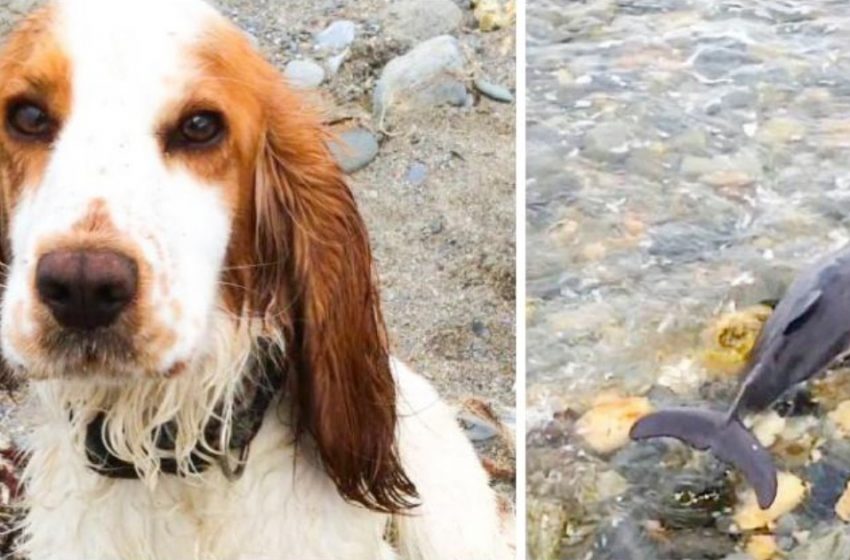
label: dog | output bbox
[0,1,514,558]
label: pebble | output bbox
[828,400,850,437]
[656,358,702,395]
[582,121,634,163]
[474,79,515,103]
[328,128,379,174]
[750,410,786,448]
[314,20,357,52]
[474,0,515,32]
[373,35,468,125]
[793,528,850,559]
[746,535,779,560]
[692,44,759,80]
[733,472,807,531]
[835,479,850,522]
[700,170,756,189]
[756,118,806,145]
[574,395,653,455]
[406,161,429,186]
[701,305,772,374]
[283,59,325,89]
[458,411,499,442]
[383,0,463,44]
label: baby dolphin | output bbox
[630,245,850,509]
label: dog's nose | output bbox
[36,250,138,330]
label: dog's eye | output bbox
[7,101,56,142]
[171,111,225,150]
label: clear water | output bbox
[527,1,850,558]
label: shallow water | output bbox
[527,1,850,558]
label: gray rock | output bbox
[692,43,759,80]
[328,128,379,174]
[794,528,850,559]
[474,79,514,103]
[626,148,665,179]
[284,59,325,89]
[582,121,634,163]
[373,35,468,125]
[315,20,357,52]
[458,411,499,442]
[383,0,463,44]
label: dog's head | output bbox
[0,0,415,512]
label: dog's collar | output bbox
[84,341,285,481]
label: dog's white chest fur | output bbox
[23,401,392,560]
[19,363,512,560]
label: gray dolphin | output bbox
[630,245,850,509]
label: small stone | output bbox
[692,44,758,80]
[756,118,806,145]
[793,527,850,559]
[406,161,428,186]
[700,170,756,189]
[283,59,325,89]
[383,0,463,43]
[596,470,629,501]
[829,401,850,437]
[838,481,850,522]
[471,319,489,338]
[746,534,778,560]
[626,146,666,179]
[733,472,807,531]
[656,358,702,395]
[458,411,499,442]
[701,305,772,375]
[680,151,761,180]
[474,0,515,32]
[328,128,379,174]
[750,411,786,448]
[373,35,467,124]
[582,121,634,163]
[575,395,653,455]
[474,79,514,103]
[670,129,707,154]
[315,20,357,52]
[555,68,574,86]
[582,241,607,261]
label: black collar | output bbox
[84,341,285,481]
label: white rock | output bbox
[315,20,357,52]
[284,59,326,89]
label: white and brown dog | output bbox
[0,1,514,558]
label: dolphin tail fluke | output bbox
[630,407,778,509]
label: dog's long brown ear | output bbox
[251,80,417,513]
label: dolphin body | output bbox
[630,245,850,509]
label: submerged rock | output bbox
[654,470,736,529]
[734,472,807,530]
[793,527,850,559]
[701,305,772,374]
[745,534,778,560]
[575,396,653,455]
[582,121,635,163]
